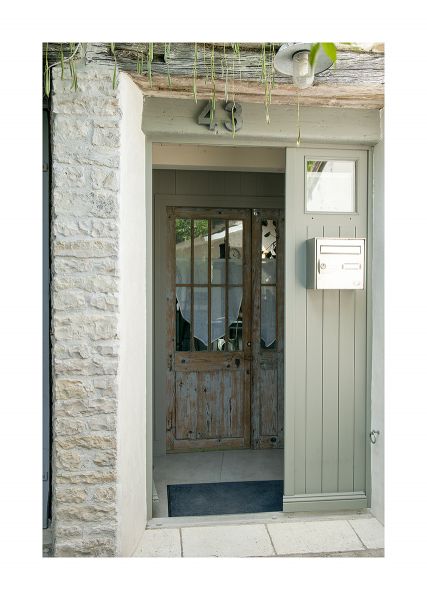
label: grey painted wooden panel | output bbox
[322,225,340,493]
[171,169,284,197]
[354,223,368,491]
[293,225,308,494]
[338,225,357,492]
[143,98,381,145]
[285,147,369,504]
[305,225,324,494]
[153,169,175,194]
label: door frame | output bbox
[144,138,374,521]
[154,192,284,458]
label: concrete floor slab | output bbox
[348,518,384,549]
[133,528,181,557]
[220,449,283,482]
[181,524,274,557]
[267,520,364,555]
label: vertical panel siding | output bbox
[321,225,340,493]
[293,225,308,493]
[305,225,324,493]
[354,223,368,491]
[338,225,357,491]
[286,148,368,501]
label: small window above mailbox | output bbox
[306,238,365,290]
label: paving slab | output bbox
[182,524,274,557]
[348,518,384,549]
[133,528,181,557]
[267,519,364,555]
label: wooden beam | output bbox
[130,73,384,109]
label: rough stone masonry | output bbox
[51,61,121,557]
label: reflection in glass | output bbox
[193,287,208,351]
[261,286,276,349]
[228,290,243,352]
[175,218,191,284]
[193,219,209,284]
[306,159,355,213]
[228,220,243,285]
[261,219,277,284]
[211,287,226,350]
[176,298,190,351]
[211,219,226,284]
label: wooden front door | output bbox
[166,206,284,452]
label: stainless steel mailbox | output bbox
[306,237,365,290]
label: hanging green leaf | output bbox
[309,42,320,67]
[320,42,337,64]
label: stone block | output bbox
[55,537,116,557]
[92,486,116,503]
[53,164,86,188]
[53,190,119,219]
[91,167,119,192]
[56,487,88,504]
[52,95,120,117]
[55,525,83,538]
[53,289,86,310]
[56,471,116,485]
[53,239,118,258]
[55,378,92,400]
[92,449,116,467]
[54,274,118,293]
[53,145,120,169]
[55,448,82,471]
[56,434,116,451]
[92,126,120,148]
[52,115,92,142]
[53,257,118,275]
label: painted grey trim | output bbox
[365,148,374,508]
[142,99,381,145]
[284,492,367,503]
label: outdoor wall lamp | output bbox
[274,43,334,89]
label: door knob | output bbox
[247,341,251,347]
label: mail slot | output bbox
[306,237,365,290]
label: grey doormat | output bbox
[167,480,284,517]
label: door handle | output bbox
[247,341,252,347]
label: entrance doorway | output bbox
[166,207,284,452]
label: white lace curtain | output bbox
[176,258,276,347]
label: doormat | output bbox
[167,480,284,517]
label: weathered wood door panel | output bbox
[251,209,285,448]
[166,207,252,451]
[166,206,284,452]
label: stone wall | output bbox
[51,62,121,556]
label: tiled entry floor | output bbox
[152,449,283,518]
[134,515,384,557]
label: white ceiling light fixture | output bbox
[274,43,334,89]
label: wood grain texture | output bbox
[166,207,251,452]
[77,43,384,109]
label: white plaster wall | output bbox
[117,73,147,555]
[370,109,384,524]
